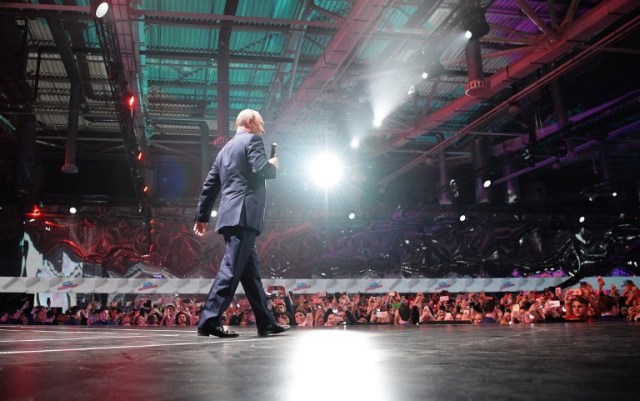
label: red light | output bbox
[127,95,135,109]
[143,186,149,193]
[27,205,42,218]
[136,151,143,161]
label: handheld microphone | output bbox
[270,142,278,158]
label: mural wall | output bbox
[20,207,640,280]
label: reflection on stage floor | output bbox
[0,323,639,401]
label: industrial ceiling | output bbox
[1,0,639,217]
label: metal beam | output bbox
[130,9,341,29]
[514,0,558,40]
[273,0,388,134]
[378,0,639,187]
[141,49,316,65]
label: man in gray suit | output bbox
[193,109,288,338]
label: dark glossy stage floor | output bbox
[1,323,639,401]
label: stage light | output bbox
[407,86,415,96]
[350,138,360,149]
[348,212,355,220]
[459,214,466,222]
[308,153,343,188]
[612,191,618,197]
[94,1,109,19]
[211,210,218,218]
[143,185,149,193]
[136,151,143,161]
[422,58,446,81]
[69,207,77,214]
[483,179,491,188]
[461,1,490,40]
[373,118,382,128]
[579,216,585,223]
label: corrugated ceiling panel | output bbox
[300,34,330,58]
[141,0,225,14]
[230,31,283,56]
[272,0,302,19]
[311,0,350,18]
[147,25,218,51]
[27,18,53,43]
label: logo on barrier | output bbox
[138,281,158,291]
[292,282,311,291]
[435,281,451,291]
[500,280,515,291]
[57,280,79,291]
[365,281,383,292]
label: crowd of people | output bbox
[2,277,639,327]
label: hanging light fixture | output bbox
[92,1,110,19]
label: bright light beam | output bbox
[308,153,343,189]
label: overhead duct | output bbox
[503,161,520,204]
[472,136,490,204]
[435,133,451,205]
[62,83,81,174]
[215,0,239,140]
[464,38,488,98]
[44,2,81,173]
[549,78,575,156]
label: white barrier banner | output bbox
[0,276,635,294]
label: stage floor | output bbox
[1,323,639,401]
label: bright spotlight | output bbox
[348,212,355,220]
[373,118,382,128]
[407,86,415,96]
[612,191,618,197]
[211,210,218,218]
[464,30,473,39]
[69,207,77,214]
[483,179,491,188]
[579,216,585,223]
[350,138,360,149]
[95,1,109,18]
[309,153,343,188]
[421,71,429,79]
[459,214,466,222]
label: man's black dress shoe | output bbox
[258,324,290,337]
[197,322,239,338]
